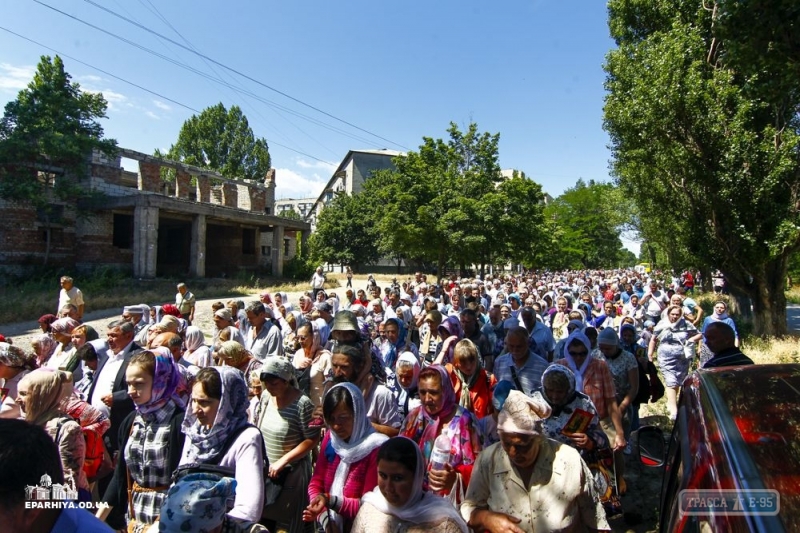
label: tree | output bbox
[308,192,379,270]
[0,55,116,264]
[278,208,303,221]
[361,122,546,275]
[162,103,270,181]
[544,179,629,269]
[604,0,800,336]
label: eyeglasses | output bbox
[568,350,588,358]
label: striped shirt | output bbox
[258,394,317,465]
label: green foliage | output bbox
[283,254,317,281]
[309,192,380,269]
[361,122,546,273]
[0,55,116,213]
[603,0,800,336]
[542,179,629,269]
[161,103,271,181]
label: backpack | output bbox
[82,426,109,480]
[171,424,286,509]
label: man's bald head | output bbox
[152,332,183,360]
[703,322,736,354]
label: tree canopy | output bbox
[360,122,547,274]
[308,192,379,270]
[160,103,271,181]
[0,55,116,263]
[604,0,800,336]
[0,55,116,207]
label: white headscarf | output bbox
[497,390,552,435]
[361,437,468,532]
[325,382,388,529]
[562,330,593,392]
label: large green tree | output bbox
[604,0,800,336]
[544,179,630,269]
[161,103,271,181]
[0,55,116,263]
[309,192,380,270]
[362,122,546,275]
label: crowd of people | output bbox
[0,268,754,533]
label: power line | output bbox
[0,25,337,165]
[31,0,390,150]
[36,0,410,151]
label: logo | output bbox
[24,473,108,510]
[25,473,79,502]
[679,489,780,516]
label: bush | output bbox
[283,255,316,281]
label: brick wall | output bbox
[249,188,266,213]
[197,176,211,203]
[176,170,191,199]
[138,161,162,193]
[222,183,237,207]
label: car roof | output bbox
[701,364,800,530]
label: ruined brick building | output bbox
[0,148,310,278]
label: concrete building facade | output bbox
[0,148,310,278]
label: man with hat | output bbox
[122,304,147,336]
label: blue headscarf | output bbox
[380,317,407,369]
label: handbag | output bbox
[647,361,665,403]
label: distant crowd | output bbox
[0,267,752,533]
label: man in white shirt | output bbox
[88,320,139,453]
[57,276,84,321]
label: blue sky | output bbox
[0,0,637,251]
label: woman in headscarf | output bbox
[46,317,81,370]
[98,348,187,532]
[184,326,213,368]
[394,352,421,420]
[58,377,111,486]
[31,333,58,367]
[292,321,332,410]
[16,369,90,499]
[446,339,496,420]
[400,365,482,502]
[556,330,626,469]
[304,383,388,532]
[38,313,58,333]
[256,357,321,533]
[649,304,699,420]
[351,437,469,533]
[433,315,463,366]
[180,366,265,522]
[540,365,609,456]
[0,342,37,419]
[462,390,611,532]
[217,340,262,387]
[553,319,586,362]
[379,317,418,371]
[697,300,738,366]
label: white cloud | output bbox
[153,100,171,111]
[0,63,35,92]
[79,74,103,83]
[296,158,337,173]
[145,110,160,120]
[274,167,327,200]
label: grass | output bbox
[0,267,341,324]
[786,287,800,305]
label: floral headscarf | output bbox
[0,342,36,370]
[182,366,250,463]
[32,334,58,366]
[406,365,457,462]
[133,347,187,415]
[541,365,577,415]
[18,368,69,426]
[324,383,388,529]
[50,318,80,335]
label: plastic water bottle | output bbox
[429,433,452,471]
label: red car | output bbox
[638,364,800,532]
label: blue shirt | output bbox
[52,506,114,533]
[493,351,550,397]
